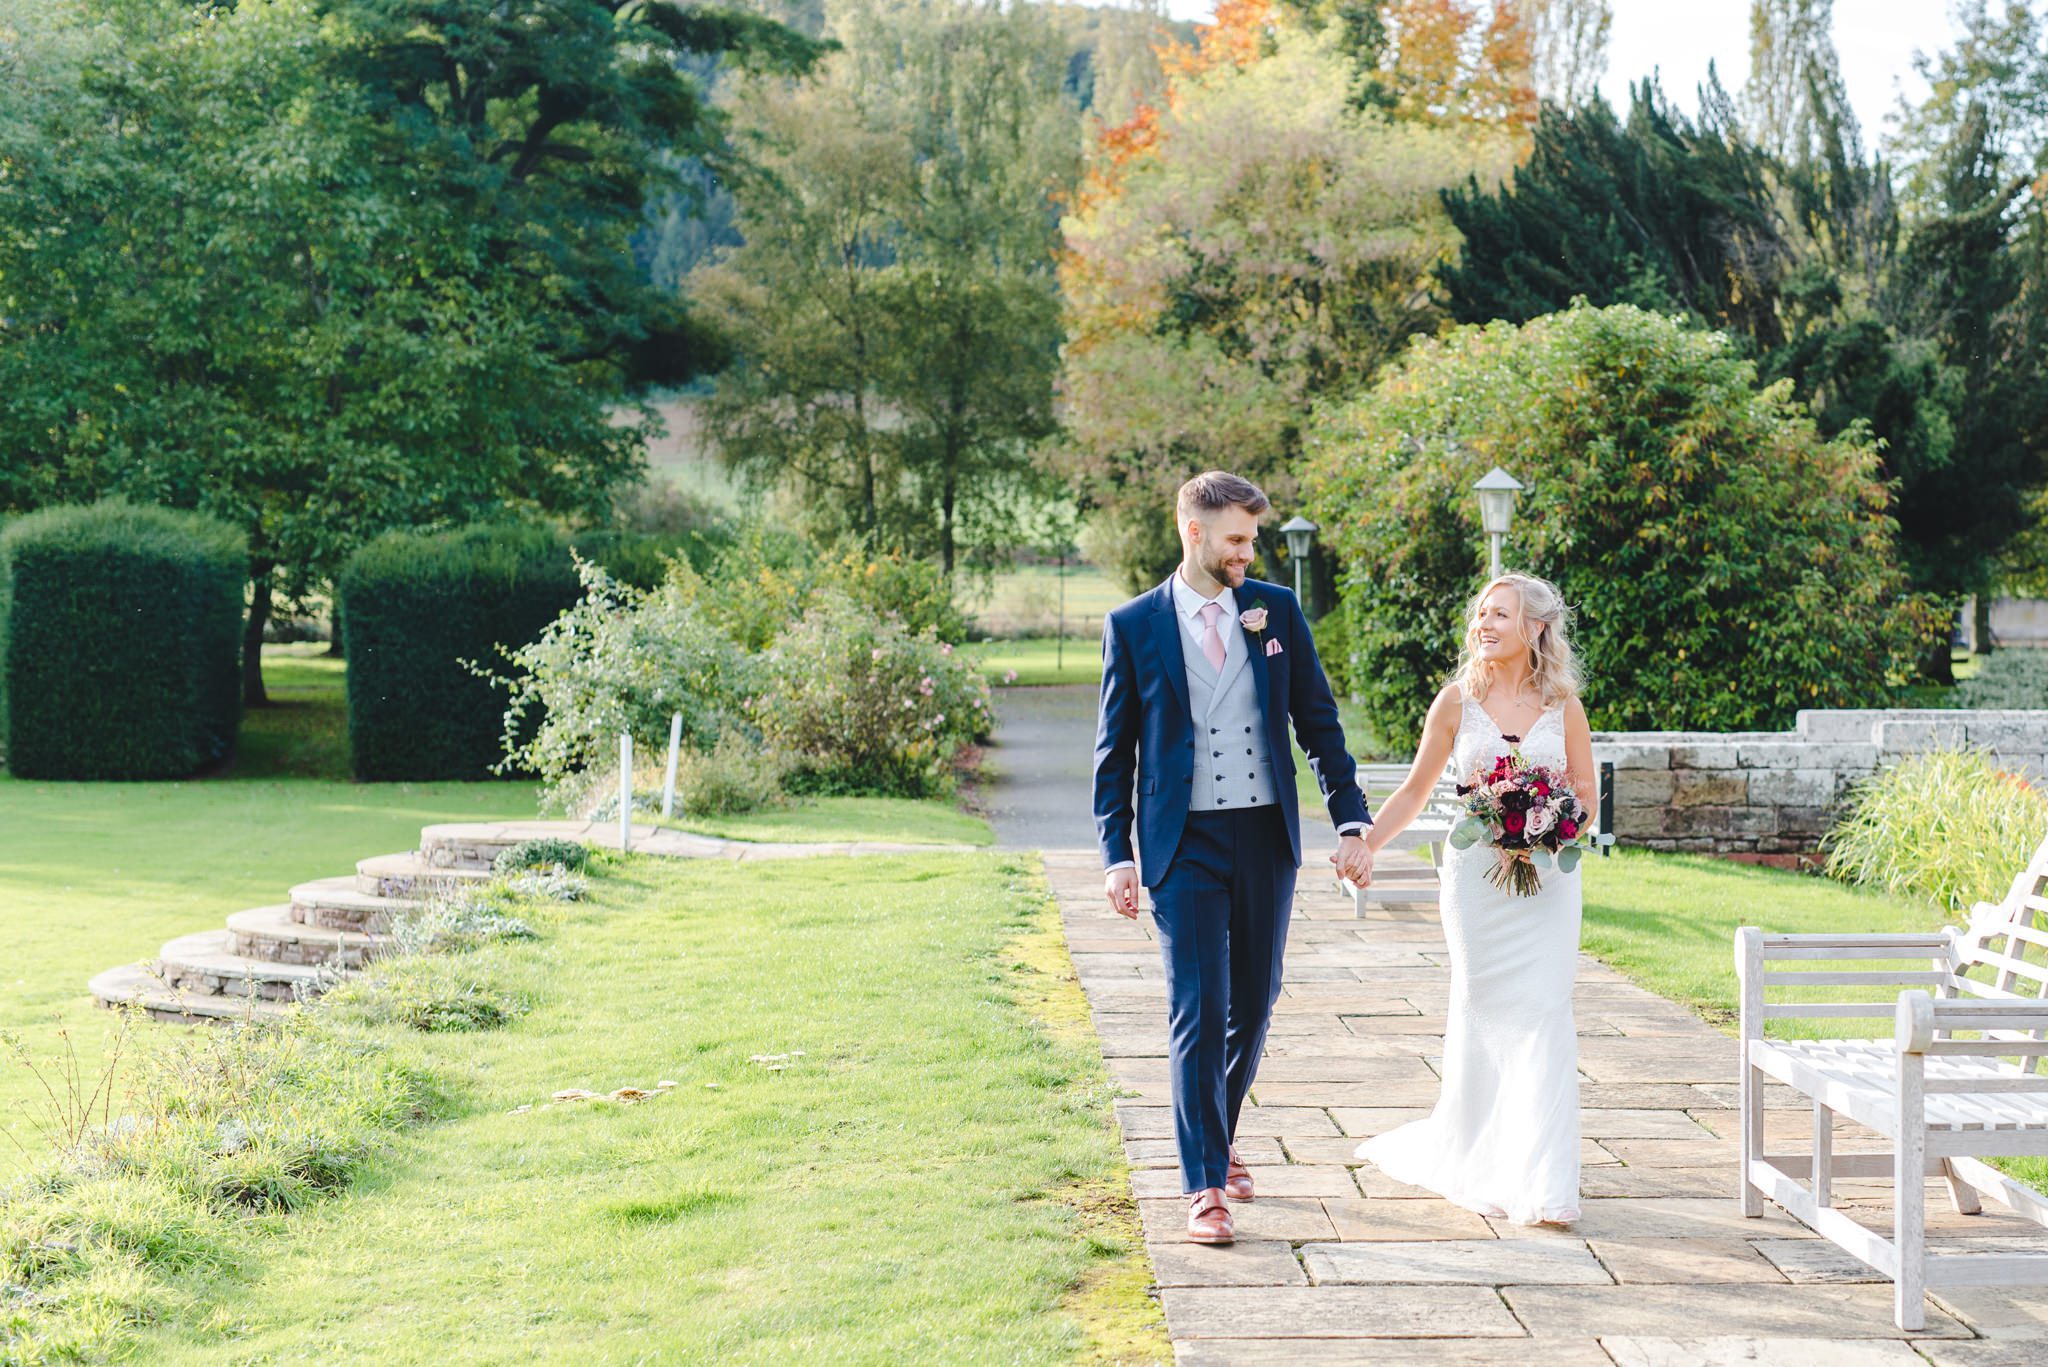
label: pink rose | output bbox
[1239,608,1269,631]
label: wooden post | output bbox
[619,733,633,855]
[1895,991,1930,1331]
[1812,1100,1833,1209]
[660,712,682,819]
[1737,927,1764,1217]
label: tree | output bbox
[693,0,1077,575]
[0,0,824,703]
[1057,4,1518,590]
[1518,0,1609,110]
[1300,304,1930,739]
[1438,78,1789,347]
[1891,0,2048,213]
[1742,0,1844,163]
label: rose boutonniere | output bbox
[1241,599,1283,658]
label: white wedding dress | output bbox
[1355,689,1583,1225]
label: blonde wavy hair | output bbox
[1454,572,1582,708]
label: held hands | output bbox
[1105,866,1141,919]
[1330,834,1373,887]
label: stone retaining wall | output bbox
[1592,709,2048,864]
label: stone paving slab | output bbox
[1587,1236,1789,1284]
[1505,1284,1971,1338]
[1043,839,2041,1360]
[1146,1239,1308,1287]
[1159,1285,1525,1338]
[1599,1337,1927,1365]
[1302,1238,1612,1285]
[1174,1340,1616,1366]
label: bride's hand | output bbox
[1330,834,1372,886]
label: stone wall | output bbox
[1592,709,2048,865]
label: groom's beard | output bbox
[1200,548,1248,589]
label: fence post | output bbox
[1599,759,1615,857]
[660,712,683,819]
[619,732,633,854]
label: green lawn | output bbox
[660,795,993,846]
[967,564,1125,640]
[1578,849,1938,1033]
[120,851,1157,1364]
[0,772,539,1131]
[964,636,1104,687]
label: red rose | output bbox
[1533,780,1550,797]
[1503,811,1526,834]
[1559,820,1578,839]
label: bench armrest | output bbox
[1898,990,2048,1052]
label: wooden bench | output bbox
[1736,835,2048,1329]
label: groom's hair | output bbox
[1176,471,1269,521]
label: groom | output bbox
[1093,471,1373,1245]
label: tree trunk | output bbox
[1974,593,1995,655]
[326,606,345,658]
[243,567,274,707]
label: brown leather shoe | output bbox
[1224,1146,1254,1201]
[1187,1187,1234,1244]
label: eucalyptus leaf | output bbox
[1448,818,1485,850]
[1529,849,1553,871]
[1558,846,1582,873]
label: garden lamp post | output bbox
[1279,515,1318,605]
[1474,467,1524,578]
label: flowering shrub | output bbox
[486,558,754,808]
[700,532,970,650]
[753,591,991,796]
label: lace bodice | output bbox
[1449,688,1567,786]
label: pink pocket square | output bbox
[1264,638,1283,657]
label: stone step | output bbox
[156,930,332,1002]
[289,876,420,934]
[227,904,391,969]
[353,852,492,899]
[89,963,289,1025]
[419,821,583,872]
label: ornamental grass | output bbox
[1823,748,2048,914]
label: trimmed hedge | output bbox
[0,502,247,779]
[338,524,582,780]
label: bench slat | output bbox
[1761,970,1953,986]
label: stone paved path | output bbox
[1044,839,2048,1365]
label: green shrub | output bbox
[753,591,991,797]
[1301,303,1932,742]
[570,528,731,589]
[0,501,246,779]
[492,837,590,875]
[490,559,755,808]
[338,523,583,780]
[677,733,788,816]
[1955,649,2048,710]
[1824,749,2048,913]
[703,529,971,650]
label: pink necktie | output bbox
[1198,601,1227,672]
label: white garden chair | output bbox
[1736,833,2048,1329]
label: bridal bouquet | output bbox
[1448,749,1591,896]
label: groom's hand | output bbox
[1330,834,1373,887]
[1105,867,1141,919]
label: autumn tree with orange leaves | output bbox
[1057,0,1531,590]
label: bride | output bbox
[1353,572,1596,1226]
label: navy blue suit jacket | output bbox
[1092,575,1371,887]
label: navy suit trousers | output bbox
[1149,805,1296,1194]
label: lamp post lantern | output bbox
[1278,515,1318,604]
[1473,467,1524,578]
